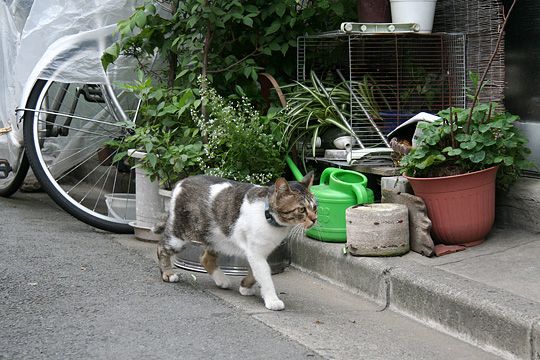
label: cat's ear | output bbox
[275,177,291,194]
[301,171,314,188]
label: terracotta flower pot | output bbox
[357,0,391,23]
[404,166,498,245]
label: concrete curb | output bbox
[289,235,540,360]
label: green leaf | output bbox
[416,154,446,170]
[145,3,156,13]
[447,148,463,156]
[145,142,153,153]
[265,20,281,35]
[469,150,486,163]
[103,43,120,58]
[242,16,253,27]
[275,3,286,17]
[460,141,477,150]
[146,153,158,168]
[245,5,259,13]
[134,11,147,28]
[243,66,251,78]
[478,124,491,133]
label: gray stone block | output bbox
[346,203,409,256]
[381,176,412,194]
[382,189,435,257]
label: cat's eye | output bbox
[298,207,306,213]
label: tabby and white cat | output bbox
[156,173,317,310]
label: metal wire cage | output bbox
[297,32,467,151]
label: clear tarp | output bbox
[0,0,141,146]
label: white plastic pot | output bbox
[105,193,136,222]
[390,0,437,33]
[128,149,164,241]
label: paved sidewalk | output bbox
[290,226,540,360]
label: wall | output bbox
[504,0,540,172]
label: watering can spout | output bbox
[285,155,304,182]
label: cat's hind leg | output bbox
[201,249,231,289]
[239,268,257,296]
[157,235,186,283]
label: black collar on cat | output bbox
[264,199,285,227]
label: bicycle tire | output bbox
[0,152,29,197]
[24,79,137,233]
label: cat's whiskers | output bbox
[289,224,305,242]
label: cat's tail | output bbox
[152,222,166,234]
[152,215,168,234]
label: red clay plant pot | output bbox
[357,0,391,23]
[404,166,498,246]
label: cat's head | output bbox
[269,172,317,229]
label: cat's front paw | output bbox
[264,298,285,311]
[161,270,180,283]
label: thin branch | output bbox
[167,1,179,88]
[207,49,261,74]
[466,0,518,132]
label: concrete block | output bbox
[346,203,409,256]
[381,176,412,193]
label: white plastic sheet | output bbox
[0,0,141,147]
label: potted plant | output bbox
[279,72,358,157]
[399,101,532,245]
[390,0,437,33]
[398,0,527,246]
[193,79,286,185]
[357,0,391,23]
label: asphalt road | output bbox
[0,192,318,360]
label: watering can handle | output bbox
[351,183,370,204]
[320,167,339,185]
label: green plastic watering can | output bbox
[286,156,374,243]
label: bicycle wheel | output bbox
[0,151,29,197]
[24,79,138,233]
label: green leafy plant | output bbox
[355,74,389,122]
[279,72,356,156]
[103,0,356,98]
[193,82,285,184]
[102,1,356,186]
[109,73,204,188]
[397,56,443,113]
[111,124,204,189]
[400,103,532,190]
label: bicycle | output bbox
[1,0,145,233]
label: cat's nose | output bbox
[304,213,317,229]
